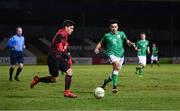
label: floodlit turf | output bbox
[0,64,180,110]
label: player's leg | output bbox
[9,65,15,81]
[136,56,141,74]
[112,61,120,93]
[101,74,112,89]
[30,55,58,88]
[136,56,146,77]
[156,56,160,67]
[139,57,146,76]
[101,55,119,89]
[9,51,16,81]
[14,63,23,81]
[14,52,24,81]
[58,58,77,98]
[112,57,124,93]
[151,56,154,67]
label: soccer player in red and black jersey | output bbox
[30,20,77,98]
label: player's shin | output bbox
[112,71,119,89]
[157,61,160,67]
[9,67,14,81]
[65,75,72,90]
[151,61,153,67]
[101,74,112,89]
[38,76,55,83]
[15,67,22,81]
[139,64,144,75]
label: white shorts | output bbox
[151,55,158,61]
[109,55,124,66]
[138,56,147,66]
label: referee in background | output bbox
[7,27,25,81]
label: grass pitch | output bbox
[0,64,180,110]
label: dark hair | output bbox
[108,19,119,26]
[140,32,146,35]
[62,20,75,27]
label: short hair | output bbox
[140,32,146,35]
[108,19,119,26]
[62,20,75,27]
[16,27,22,30]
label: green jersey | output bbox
[152,47,158,57]
[136,40,149,56]
[100,31,127,57]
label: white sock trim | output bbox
[113,71,119,75]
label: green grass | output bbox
[0,64,180,110]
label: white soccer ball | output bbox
[94,87,105,99]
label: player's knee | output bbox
[66,68,72,76]
[19,63,23,68]
[51,77,57,82]
[118,64,122,70]
[113,62,120,70]
[10,65,16,69]
[139,63,145,68]
[113,70,119,75]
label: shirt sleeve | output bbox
[7,37,13,48]
[100,34,106,44]
[121,31,127,41]
[23,37,25,47]
[56,35,63,43]
[136,41,139,48]
[147,41,149,47]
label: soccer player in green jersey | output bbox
[94,19,135,93]
[151,43,160,67]
[135,32,150,77]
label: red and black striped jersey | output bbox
[49,28,69,56]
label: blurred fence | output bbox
[0,25,180,57]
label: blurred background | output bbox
[0,0,180,64]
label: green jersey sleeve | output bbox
[136,41,140,48]
[100,34,106,44]
[147,41,149,47]
[121,31,127,41]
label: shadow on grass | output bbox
[6,95,37,98]
[60,91,93,94]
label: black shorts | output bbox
[47,55,70,77]
[10,51,24,65]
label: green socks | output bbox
[136,66,143,76]
[112,74,118,88]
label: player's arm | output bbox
[135,47,140,51]
[95,35,105,54]
[126,39,136,48]
[23,38,26,49]
[147,47,150,54]
[147,41,150,54]
[56,34,64,52]
[7,37,17,49]
[122,32,135,47]
[94,42,102,54]
[134,42,141,51]
[56,34,69,59]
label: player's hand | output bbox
[13,45,17,49]
[138,49,141,51]
[131,43,136,48]
[94,48,99,54]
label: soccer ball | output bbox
[94,87,105,99]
